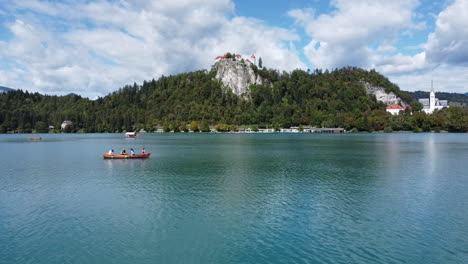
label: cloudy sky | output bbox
[0,0,467,98]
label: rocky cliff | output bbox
[364,83,408,106]
[214,59,262,97]
[213,60,407,106]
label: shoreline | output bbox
[0,130,460,135]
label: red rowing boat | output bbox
[29,137,42,140]
[103,153,151,159]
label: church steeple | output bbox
[430,80,435,110]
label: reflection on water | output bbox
[0,133,467,263]
[103,159,149,171]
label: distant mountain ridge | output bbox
[0,86,14,93]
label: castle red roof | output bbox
[386,104,405,110]
[251,54,256,58]
[236,54,241,58]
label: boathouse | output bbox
[303,127,345,133]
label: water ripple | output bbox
[1,133,468,263]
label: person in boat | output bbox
[130,148,135,155]
[120,149,127,155]
[108,149,114,155]
[141,148,146,154]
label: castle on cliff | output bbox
[215,53,257,66]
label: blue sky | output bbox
[0,0,467,98]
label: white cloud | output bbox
[372,52,428,75]
[388,64,468,93]
[2,0,467,96]
[289,0,468,93]
[425,0,468,65]
[0,0,305,97]
[385,0,468,93]
[289,0,420,69]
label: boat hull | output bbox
[103,153,151,159]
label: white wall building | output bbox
[386,104,406,115]
[258,128,274,133]
[61,120,73,130]
[419,82,449,114]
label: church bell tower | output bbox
[430,80,435,111]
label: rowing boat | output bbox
[103,153,151,159]
[124,132,138,138]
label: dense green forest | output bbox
[1,67,467,133]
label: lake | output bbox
[1,133,467,263]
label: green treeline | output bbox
[0,67,467,133]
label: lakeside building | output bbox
[419,82,449,114]
[258,128,275,133]
[286,127,345,133]
[281,127,300,133]
[386,104,406,115]
[303,127,345,133]
[61,120,73,130]
[237,128,253,133]
[151,126,344,133]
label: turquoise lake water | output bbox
[0,133,467,263]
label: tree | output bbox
[273,123,281,132]
[172,122,180,132]
[0,66,427,133]
[199,122,210,132]
[35,121,48,133]
[190,121,199,132]
[446,107,468,132]
[258,57,263,68]
[163,122,171,132]
[179,123,188,132]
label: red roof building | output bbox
[386,104,406,115]
[386,104,405,110]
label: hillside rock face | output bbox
[214,59,262,96]
[364,83,408,106]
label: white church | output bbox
[419,82,449,114]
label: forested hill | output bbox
[1,67,467,133]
